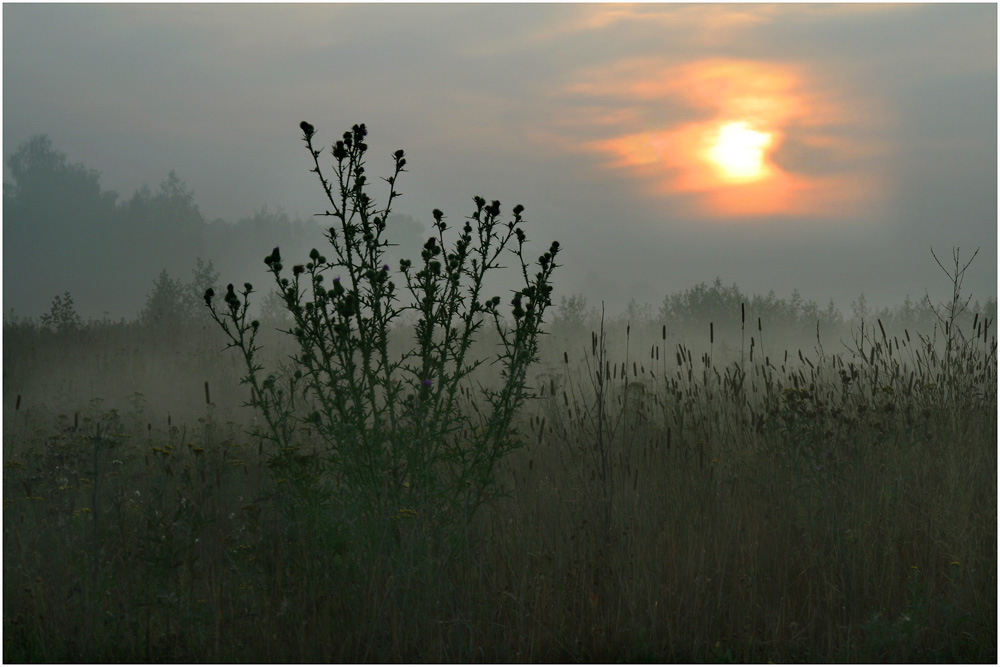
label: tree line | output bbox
[3,134,426,322]
[5,134,995,346]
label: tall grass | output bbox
[4,278,995,661]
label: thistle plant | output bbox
[205,122,559,555]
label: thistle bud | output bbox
[203,288,214,306]
[433,209,444,222]
[513,204,524,216]
[299,121,315,137]
[394,149,405,160]
[293,265,305,276]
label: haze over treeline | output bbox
[3,134,428,322]
[3,133,995,338]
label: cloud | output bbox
[550,57,885,220]
[523,4,904,51]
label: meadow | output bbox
[3,282,995,662]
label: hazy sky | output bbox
[4,3,997,314]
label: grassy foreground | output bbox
[4,313,996,662]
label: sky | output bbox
[3,3,997,316]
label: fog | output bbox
[3,3,996,324]
[5,8,998,661]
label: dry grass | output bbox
[4,310,996,662]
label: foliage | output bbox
[2,135,324,320]
[5,264,994,661]
[552,293,598,335]
[139,259,219,328]
[206,122,560,560]
[38,291,83,333]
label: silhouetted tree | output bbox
[39,291,83,334]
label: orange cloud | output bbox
[561,58,882,219]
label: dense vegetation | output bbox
[4,270,995,661]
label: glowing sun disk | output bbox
[708,122,772,180]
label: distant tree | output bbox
[123,171,204,262]
[39,291,83,333]
[850,293,870,323]
[139,259,219,328]
[552,293,596,335]
[4,135,120,315]
[188,258,220,311]
[613,297,654,331]
[659,277,745,330]
[819,299,845,331]
[140,270,191,328]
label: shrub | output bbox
[39,291,83,333]
[205,122,560,560]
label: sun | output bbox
[707,121,773,181]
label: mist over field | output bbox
[3,4,996,662]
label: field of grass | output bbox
[4,302,996,661]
